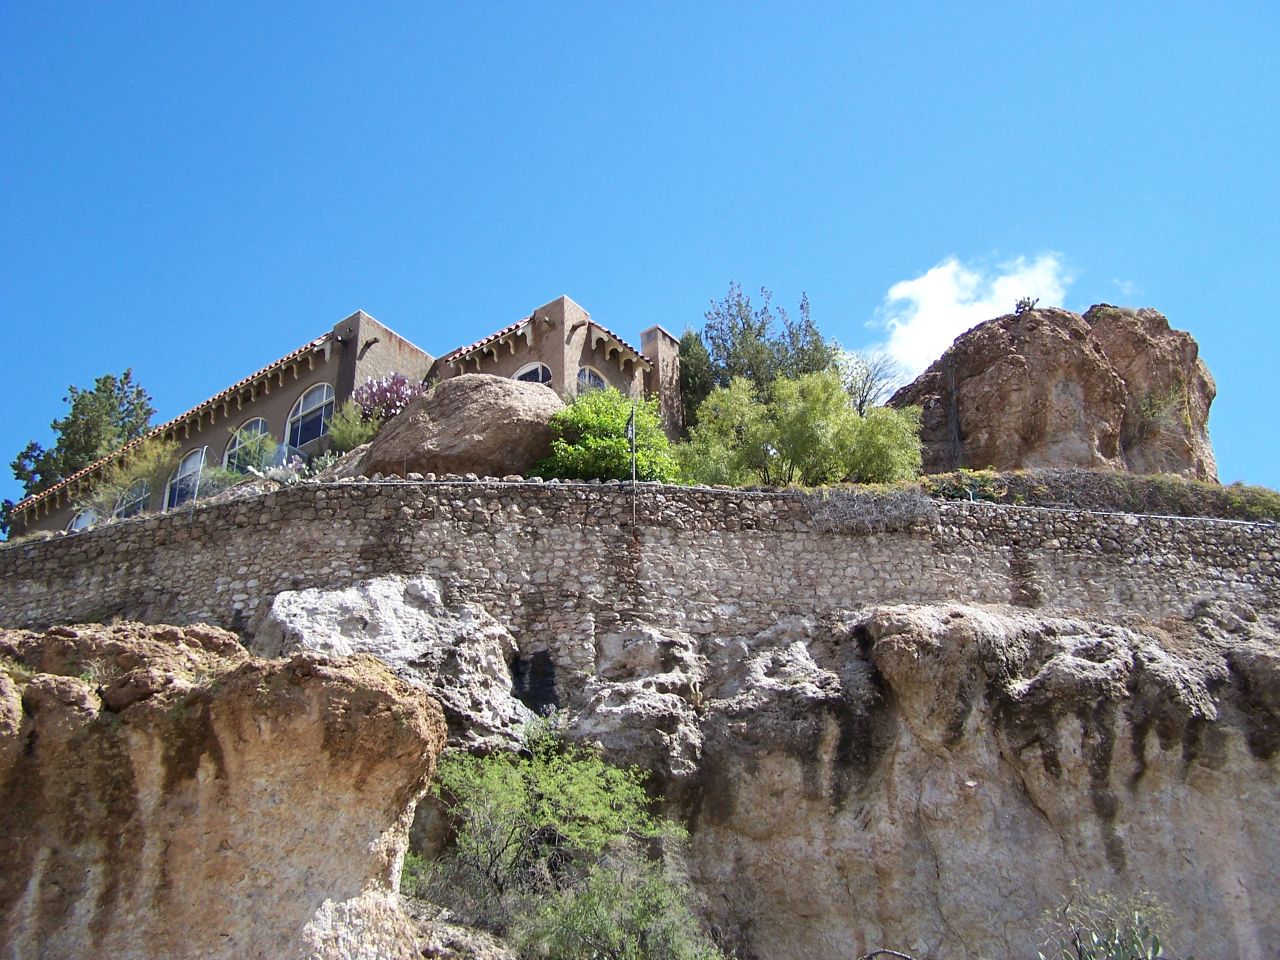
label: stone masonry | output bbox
[2,480,1276,653]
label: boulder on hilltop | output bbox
[889,304,1218,480]
[358,374,564,479]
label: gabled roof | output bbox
[441,314,535,365]
[443,312,652,372]
[14,333,333,518]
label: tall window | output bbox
[165,448,206,510]
[577,367,606,392]
[113,479,150,519]
[225,418,272,473]
[286,384,335,448]
[514,363,553,385]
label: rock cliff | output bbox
[889,304,1217,480]
[0,622,447,960]
[251,576,1279,959]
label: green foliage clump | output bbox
[678,370,922,487]
[414,720,723,960]
[535,389,679,483]
[1036,887,1188,960]
[71,437,178,525]
[328,401,379,453]
[677,329,715,433]
[699,281,836,396]
[11,369,155,498]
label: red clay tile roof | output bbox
[442,315,652,369]
[13,334,332,516]
[440,315,535,364]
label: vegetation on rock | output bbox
[535,389,679,483]
[677,370,922,487]
[406,720,723,960]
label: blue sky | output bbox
[3,1,1278,506]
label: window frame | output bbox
[514,362,553,386]
[113,478,151,519]
[224,417,271,473]
[576,366,607,393]
[285,383,335,449]
[67,508,98,533]
[165,447,207,511]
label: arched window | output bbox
[224,417,272,473]
[165,448,206,510]
[113,479,150,519]
[68,508,97,533]
[577,367,606,392]
[286,383,335,449]
[514,363,553,385]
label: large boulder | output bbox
[889,304,1217,480]
[359,374,564,479]
[0,622,447,960]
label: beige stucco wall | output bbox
[16,340,349,537]
[642,325,682,439]
[434,296,647,399]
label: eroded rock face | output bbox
[359,374,565,479]
[252,575,533,748]
[240,572,1280,959]
[687,601,1279,960]
[0,622,447,960]
[889,304,1217,480]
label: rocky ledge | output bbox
[252,575,1280,959]
[0,622,447,960]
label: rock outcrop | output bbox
[252,575,533,749]
[358,374,564,479]
[0,622,447,960]
[889,304,1217,480]
[253,576,1279,959]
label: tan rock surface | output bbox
[0,622,447,960]
[889,304,1217,480]
[360,374,564,479]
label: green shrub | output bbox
[72,437,178,524]
[678,371,922,487]
[535,389,679,483]
[1036,887,1187,960]
[328,401,380,453]
[414,720,723,959]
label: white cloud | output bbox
[869,254,1072,377]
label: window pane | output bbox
[516,364,552,384]
[289,400,334,447]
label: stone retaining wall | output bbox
[2,480,1277,644]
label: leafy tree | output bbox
[414,720,724,959]
[71,438,178,526]
[678,370,922,487]
[837,349,904,416]
[677,329,714,433]
[535,389,678,483]
[0,500,12,541]
[700,282,837,395]
[11,370,155,498]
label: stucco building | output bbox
[9,296,681,537]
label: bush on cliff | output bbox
[534,389,679,483]
[410,720,723,960]
[677,370,922,487]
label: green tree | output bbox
[699,282,837,395]
[678,370,922,488]
[535,389,678,483]
[11,370,155,497]
[677,329,715,433]
[72,437,178,526]
[414,721,724,959]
